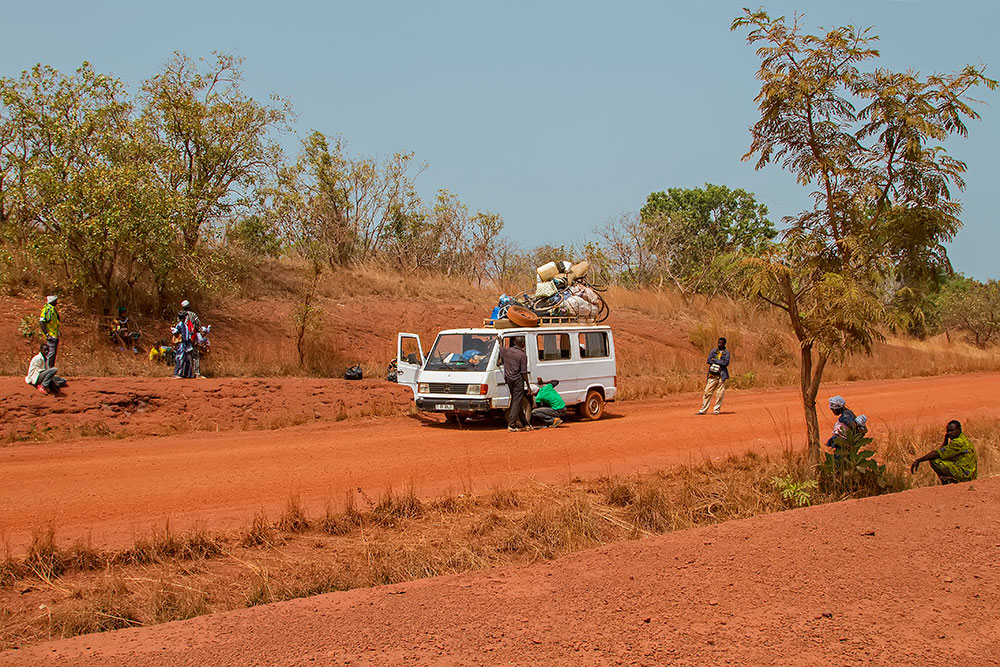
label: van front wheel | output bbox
[579,390,605,421]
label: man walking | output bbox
[697,337,730,415]
[532,377,566,428]
[499,336,532,432]
[39,295,60,367]
[911,420,977,484]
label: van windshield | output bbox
[425,333,497,372]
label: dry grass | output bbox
[3,420,995,650]
[609,284,1000,400]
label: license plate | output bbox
[436,403,455,411]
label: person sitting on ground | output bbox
[697,337,730,415]
[826,395,866,451]
[531,377,566,428]
[25,342,67,395]
[498,336,532,432]
[911,420,978,485]
[109,306,140,353]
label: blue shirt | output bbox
[707,348,730,381]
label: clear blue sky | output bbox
[3,1,998,278]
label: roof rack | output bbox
[483,315,601,328]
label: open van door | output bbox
[396,333,424,397]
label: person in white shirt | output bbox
[25,342,66,395]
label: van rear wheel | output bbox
[579,390,605,421]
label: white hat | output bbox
[180,300,190,308]
[46,295,58,304]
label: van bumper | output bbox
[416,397,492,413]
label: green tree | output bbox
[732,9,996,459]
[273,131,425,267]
[640,183,776,295]
[140,52,290,252]
[939,277,1000,348]
[0,63,176,310]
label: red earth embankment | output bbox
[0,376,413,442]
[3,476,997,666]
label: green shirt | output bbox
[536,383,566,411]
[936,432,977,480]
[40,303,60,338]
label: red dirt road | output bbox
[4,476,998,666]
[2,372,998,550]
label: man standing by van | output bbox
[500,336,532,432]
[697,337,730,415]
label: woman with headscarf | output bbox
[826,395,866,451]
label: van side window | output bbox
[537,333,571,361]
[579,332,609,358]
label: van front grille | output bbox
[428,383,470,394]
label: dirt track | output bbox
[3,476,998,666]
[2,372,998,550]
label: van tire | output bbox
[507,306,539,327]
[579,390,605,421]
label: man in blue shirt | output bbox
[697,337,730,415]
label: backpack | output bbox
[344,364,363,381]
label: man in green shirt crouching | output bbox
[911,420,978,484]
[532,378,567,428]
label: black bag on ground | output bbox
[344,364,363,381]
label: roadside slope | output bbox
[4,477,997,666]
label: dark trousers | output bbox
[174,346,193,378]
[45,337,59,367]
[506,378,529,428]
[35,368,65,392]
[532,406,566,426]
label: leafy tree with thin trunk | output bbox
[640,183,776,298]
[732,9,996,460]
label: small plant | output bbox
[770,475,818,507]
[239,512,279,548]
[819,430,890,496]
[277,495,311,533]
[18,315,36,340]
[737,370,757,389]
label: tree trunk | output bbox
[799,342,828,462]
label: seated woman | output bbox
[25,342,67,395]
[109,306,141,353]
[911,420,977,484]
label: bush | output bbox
[819,430,891,496]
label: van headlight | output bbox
[467,383,489,395]
[418,383,429,393]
